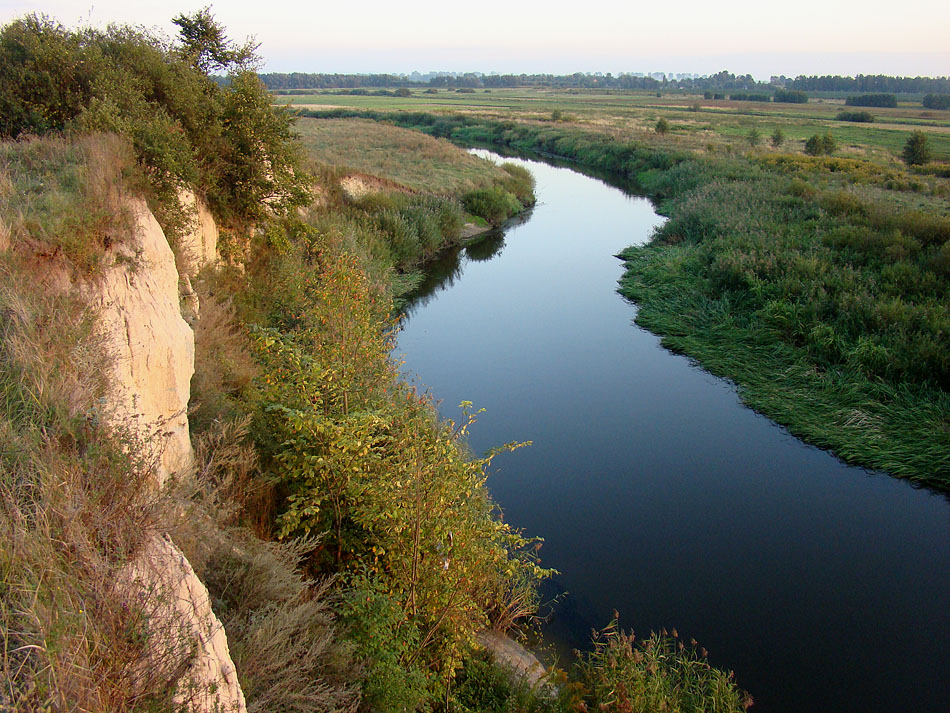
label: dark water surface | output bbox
[395,151,950,713]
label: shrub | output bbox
[804,132,836,156]
[902,130,932,166]
[921,93,950,110]
[836,110,875,122]
[770,127,785,148]
[463,185,523,224]
[655,117,669,134]
[845,93,897,108]
[748,127,762,147]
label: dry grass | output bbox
[189,277,260,436]
[170,418,361,713]
[295,118,510,195]
[0,255,192,712]
[0,133,138,274]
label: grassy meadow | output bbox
[296,117,516,194]
[280,86,950,161]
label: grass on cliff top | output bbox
[0,133,137,273]
[295,117,511,195]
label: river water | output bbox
[395,151,950,713]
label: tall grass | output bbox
[0,255,192,711]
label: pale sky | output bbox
[1,0,948,79]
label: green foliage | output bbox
[770,127,785,148]
[576,622,753,713]
[239,227,551,686]
[729,92,770,102]
[654,117,669,134]
[341,574,432,712]
[804,132,836,156]
[449,650,563,713]
[172,7,257,72]
[747,127,761,147]
[836,110,875,123]
[845,93,897,108]
[902,130,932,166]
[773,88,808,103]
[463,185,524,225]
[0,12,310,232]
[922,93,950,110]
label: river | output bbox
[395,150,950,713]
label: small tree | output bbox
[805,132,836,156]
[655,117,669,134]
[902,130,932,165]
[770,127,785,148]
[747,127,761,147]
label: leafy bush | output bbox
[655,117,669,134]
[836,110,875,122]
[463,185,523,224]
[902,130,932,166]
[845,93,897,108]
[804,132,836,156]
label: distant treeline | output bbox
[259,70,950,95]
[786,74,950,94]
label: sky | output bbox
[1,1,948,80]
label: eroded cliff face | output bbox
[81,192,245,712]
[82,197,195,484]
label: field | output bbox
[295,117,513,194]
[280,87,950,162]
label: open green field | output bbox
[279,87,950,162]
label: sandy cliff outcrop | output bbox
[177,189,220,324]
[83,194,244,712]
[82,198,195,484]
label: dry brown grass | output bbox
[0,255,193,712]
[169,417,361,713]
[295,118,510,195]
